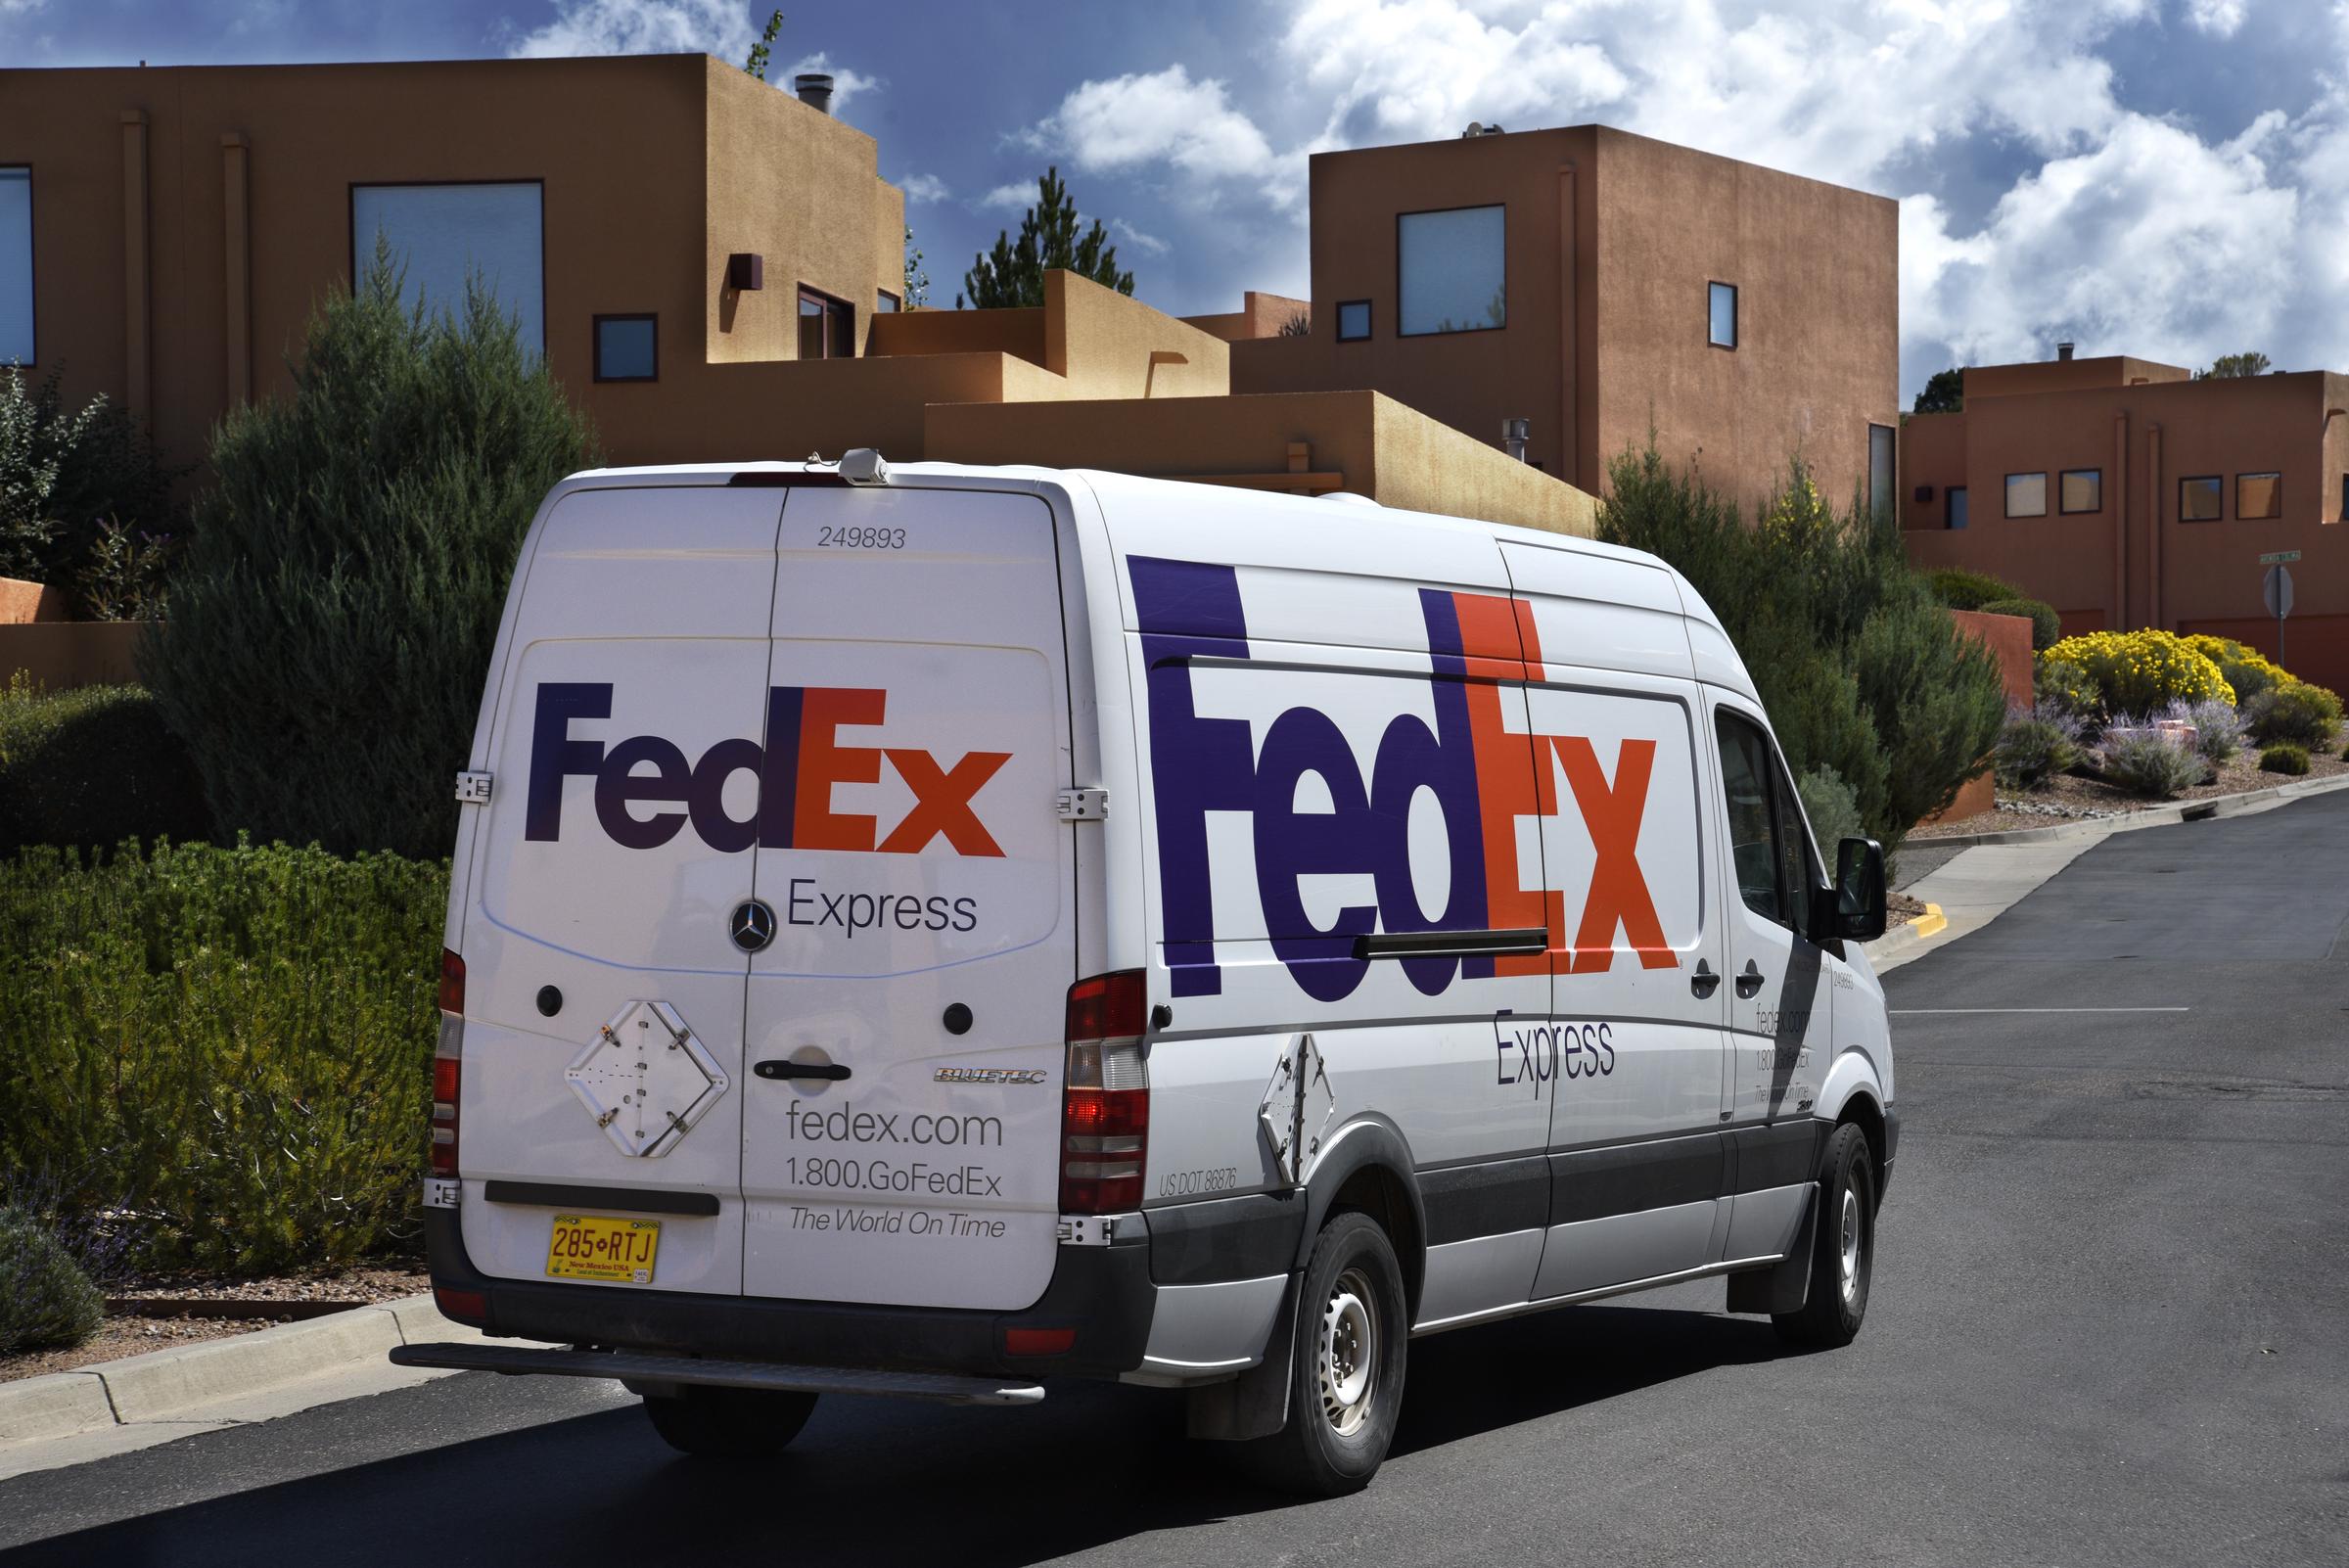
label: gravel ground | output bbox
[0,1266,430,1384]
[1911,745,2346,841]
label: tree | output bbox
[957,167,1134,308]
[901,225,930,309]
[1911,367,1964,414]
[2195,351,2271,380]
[142,240,597,858]
[0,366,178,608]
[743,10,784,81]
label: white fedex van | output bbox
[395,455,1898,1495]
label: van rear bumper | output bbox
[423,1208,1156,1380]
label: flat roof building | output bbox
[1901,352,2349,693]
[1218,124,1902,520]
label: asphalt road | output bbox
[6,793,2346,1567]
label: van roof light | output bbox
[840,448,892,486]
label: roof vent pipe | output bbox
[2057,342,2075,361]
[795,73,835,114]
[1501,417,1531,462]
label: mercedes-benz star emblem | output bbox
[729,899,776,953]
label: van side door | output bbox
[1706,698,1835,1263]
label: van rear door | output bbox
[738,483,1076,1311]
[457,483,783,1298]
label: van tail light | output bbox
[432,948,465,1179]
[1060,970,1149,1215]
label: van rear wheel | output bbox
[1240,1211,1409,1496]
[642,1385,817,1458]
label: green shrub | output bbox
[0,676,211,855]
[2034,657,2099,723]
[1977,596,2061,651]
[1852,586,2007,834]
[2243,682,2342,749]
[0,1207,106,1355]
[1995,706,2083,789]
[1796,764,1863,855]
[0,841,446,1272]
[2041,630,2232,715]
[142,242,596,860]
[1925,566,2023,612]
[0,366,182,613]
[2102,730,2204,799]
[2259,743,2310,776]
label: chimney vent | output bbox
[1461,122,1505,138]
[2056,342,2075,361]
[1501,417,1531,462]
[795,73,835,115]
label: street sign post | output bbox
[2263,563,2295,666]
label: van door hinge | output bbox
[1054,787,1108,821]
[454,770,493,805]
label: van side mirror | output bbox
[1812,837,1887,945]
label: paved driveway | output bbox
[4,794,2345,1567]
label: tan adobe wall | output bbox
[0,623,144,690]
[1038,270,1227,399]
[1589,127,1899,522]
[1182,291,1310,343]
[1963,356,2189,400]
[870,306,1048,365]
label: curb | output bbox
[1910,770,2349,853]
[0,1294,452,1447]
[1863,901,1944,964]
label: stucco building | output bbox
[1215,124,1902,519]
[1901,352,2349,693]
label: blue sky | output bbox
[8,0,2345,404]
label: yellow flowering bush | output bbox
[2039,630,2233,717]
[2182,634,2290,703]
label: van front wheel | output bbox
[642,1385,817,1458]
[1773,1123,1875,1348]
[1242,1211,1409,1496]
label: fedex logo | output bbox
[525,682,1009,855]
[1130,557,1679,1002]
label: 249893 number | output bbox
[817,526,907,550]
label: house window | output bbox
[2340,472,2347,524]
[2180,476,2223,522]
[2004,472,2048,518]
[592,314,656,382]
[1709,282,1737,349]
[1947,485,1969,530]
[350,181,544,355]
[1336,300,1371,341]
[1868,424,1894,520]
[798,287,853,359]
[0,166,30,366]
[876,290,900,313]
[2059,469,2101,514]
[2236,472,2281,520]
[1398,206,1504,336]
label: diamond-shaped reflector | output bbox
[566,1000,729,1159]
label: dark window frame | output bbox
[2235,471,2281,521]
[590,312,658,383]
[2339,472,2347,524]
[2058,468,2101,515]
[797,284,854,360]
[1335,299,1372,342]
[1946,484,1969,530]
[1716,708,1819,934]
[1868,422,1895,519]
[345,178,548,355]
[1395,204,1507,339]
[1,162,34,368]
[2004,471,2049,519]
[1708,281,1738,350]
[2180,475,2224,523]
[875,289,900,314]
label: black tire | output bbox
[642,1385,817,1458]
[1240,1211,1410,1497]
[1773,1123,1875,1348]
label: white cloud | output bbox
[978,181,1036,210]
[898,172,950,204]
[2185,0,2248,37]
[1110,218,1170,256]
[505,0,750,59]
[1007,0,2349,390]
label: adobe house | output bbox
[1901,349,2349,693]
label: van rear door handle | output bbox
[755,1061,852,1082]
[1734,960,1766,999]
[1690,959,1720,998]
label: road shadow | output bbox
[0,1306,1792,1568]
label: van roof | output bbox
[552,460,1753,698]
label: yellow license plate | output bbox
[545,1214,660,1283]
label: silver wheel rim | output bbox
[1319,1266,1379,1436]
[1838,1187,1863,1306]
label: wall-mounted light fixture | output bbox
[726,253,764,292]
